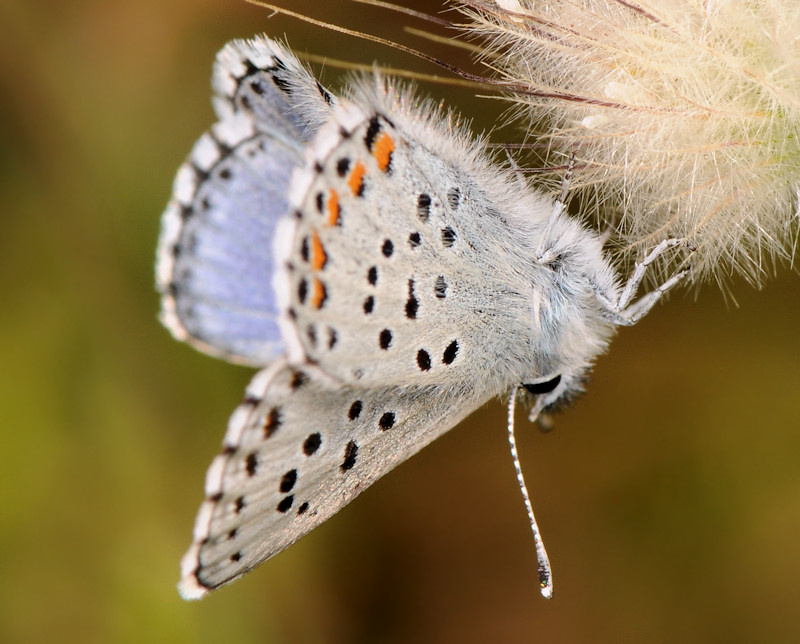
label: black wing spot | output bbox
[306,325,317,347]
[405,279,419,319]
[263,407,282,438]
[303,433,322,456]
[408,232,421,248]
[379,329,393,350]
[363,296,375,314]
[280,469,298,493]
[434,276,448,299]
[300,236,310,262]
[245,453,258,477]
[417,349,432,371]
[417,193,431,221]
[290,370,308,390]
[367,266,378,286]
[405,297,419,319]
[341,441,359,471]
[180,205,194,221]
[230,551,242,562]
[297,278,308,305]
[448,186,461,210]
[365,116,382,151]
[348,400,363,420]
[382,239,394,258]
[379,412,396,430]
[235,496,246,514]
[249,78,265,96]
[277,495,294,513]
[336,157,351,177]
[443,340,459,364]
[242,59,260,77]
[190,163,209,185]
[441,227,457,247]
[298,502,310,515]
[328,327,338,349]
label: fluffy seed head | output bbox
[461,0,800,288]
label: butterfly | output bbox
[156,35,689,599]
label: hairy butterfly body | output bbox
[157,36,687,599]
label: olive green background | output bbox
[3,1,800,642]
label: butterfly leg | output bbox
[597,238,692,325]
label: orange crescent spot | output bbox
[372,133,395,173]
[311,230,327,271]
[310,277,327,309]
[347,161,366,197]
[326,188,340,226]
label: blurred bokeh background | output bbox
[2,1,799,642]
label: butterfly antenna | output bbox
[507,390,553,599]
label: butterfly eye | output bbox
[522,375,562,395]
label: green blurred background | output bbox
[3,1,800,642]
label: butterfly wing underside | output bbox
[156,37,333,365]
[276,94,545,388]
[179,359,490,599]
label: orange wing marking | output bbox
[310,277,327,309]
[326,189,340,226]
[310,230,327,271]
[347,161,366,197]
[372,133,395,173]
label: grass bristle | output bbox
[462,0,800,288]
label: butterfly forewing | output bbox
[179,359,492,598]
[212,37,335,138]
[157,37,334,365]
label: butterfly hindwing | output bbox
[277,87,556,388]
[178,358,491,598]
